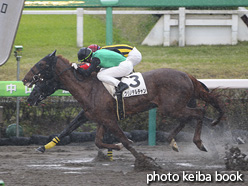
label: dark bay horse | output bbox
[22,51,224,166]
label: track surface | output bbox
[0,140,247,186]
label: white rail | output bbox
[22,8,248,47]
[199,79,248,89]
[23,9,248,15]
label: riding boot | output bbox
[116,82,129,94]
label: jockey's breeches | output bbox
[97,60,133,87]
[127,47,142,66]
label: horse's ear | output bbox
[49,50,56,57]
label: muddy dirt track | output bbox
[0,139,247,186]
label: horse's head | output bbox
[27,78,62,106]
[23,50,75,105]
[22,50,57,88]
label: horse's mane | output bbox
[56,54,98,79]
[57,55,71,65]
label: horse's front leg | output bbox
[95,124,124,150]
[193,119,207,152]
[36,109,88,153]
[102,120,140,158]
[102,120,161,170]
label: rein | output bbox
[57,66,72,77]
[55,59,81,81]
[54,58,85,82]
[31,56,74,83]
[73,69,85,82]
[30,53,86,89]
[46,57,85,83]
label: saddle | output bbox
[103,72,148,120]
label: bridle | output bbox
[29,55,58,85]
[30,54,75,85]
[28,77,63,105]
[27,52,84,104]
[27,54,71,104]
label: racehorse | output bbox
[26,69,210,153]
[22,50,224,167]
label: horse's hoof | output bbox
[128,139,134,144]
[194,140,208,152]
[199,144,208,152]
[172,146,179,152]
[115,143,124,150]
[93,150,111,162]
[211,119,219,126]
[134,152,162,171]
[36,146,45,153]
[170,139,179,152]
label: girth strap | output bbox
[116,93,125,120]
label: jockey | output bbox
[88,44,142,66]
[87,44,101,52]
[78,62,90,70]
[76,44,101,70]
[72,47,131,94]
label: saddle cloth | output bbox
[103,72,148,98]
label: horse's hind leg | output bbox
[168,98,197,152]
[193,120,207,152]
[167,122,185,152]
[161,105,207,151]
[95,124,123,151]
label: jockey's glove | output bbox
[71,63,78,69]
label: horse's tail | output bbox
[188,74,225,126]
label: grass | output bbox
[0,10,248,80]
[136,44,248,79]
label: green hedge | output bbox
[0,89,247,137]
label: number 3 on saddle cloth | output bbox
[103,72,148,120]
